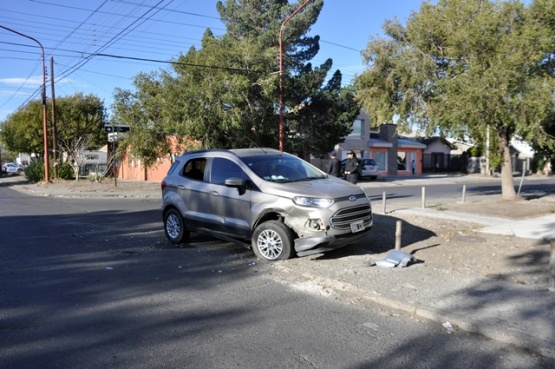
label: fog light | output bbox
[306,219,322,230]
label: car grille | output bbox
[330,204,373,230]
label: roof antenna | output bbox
[246,136,267,154]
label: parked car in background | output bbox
[359,158,379,180]
[161,148,373,262]
[340,158,379,181]
[2,163,25,175]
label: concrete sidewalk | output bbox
[396,207,555,240]
[4,174,555,359]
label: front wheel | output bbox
[164,208,190,244]
[252,221,294,261]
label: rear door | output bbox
[174,157,213,228]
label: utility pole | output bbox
[50,57,57,179]
[0,25,49,182]
[278,0,312,152]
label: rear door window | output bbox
[182,158,206,181]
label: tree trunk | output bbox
[499,133,517,200]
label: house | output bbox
[116,136,190,181]
[331,111,426,176]
[415,137,465,173]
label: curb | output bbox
[271,265,555,359]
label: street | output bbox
[0,183,552,368]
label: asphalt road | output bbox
[360,177,555,209]
[0,184,551,369]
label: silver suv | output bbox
[161,148,373,261]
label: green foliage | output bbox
[23,160,74,182]
[0,100,46,154]
[467,145,482,158]
[111,0,359,160]
[355,0,555,198]
[24,160,45,182]
[0,93,107,160]
[56,162,74,180]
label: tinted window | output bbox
[210,158,247,185]
[182,158,206,181]
[364,159,377,165]
[167,159,182,175]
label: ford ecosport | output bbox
[161,148,372,261]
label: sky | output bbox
[0,0,426,122]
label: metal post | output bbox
[382,191,387,214]
[395,220,402,250]
[1,25,49,182]
[278,0,312,151]
[462,184,466,203]
[518,161,526,196]
[50,56,57,179]
[550,240,555,291]
[421,186,426,208]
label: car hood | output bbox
[259,176,365,199]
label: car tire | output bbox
[252,220,294,261]
[164,208,190,244]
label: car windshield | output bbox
[241,155,326,183]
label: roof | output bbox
[398,138,427,149]
[369,132,426,149]
[415,136,456,149]
[368,138,393,148]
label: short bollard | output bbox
[395,220,402,250]
[461,184,466,203]
[550,240,555,291]
[382,191,387,214]
[421,186,426,209]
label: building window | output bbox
[397,152,407,171]
[374,151,387,172]
[346,119,363,139]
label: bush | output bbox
[25,161,45,182]
[56,162,74,180]
[24,160,76,182]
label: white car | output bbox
[359,158,379,180]
[341,158,379,181]
[2,163,25,175]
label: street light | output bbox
[0,25,49,182]
[278,0,312,152]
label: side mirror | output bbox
[224,177,244,187]
[225,177,247,195]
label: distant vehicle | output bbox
[2,163,25,175]
[161,148,373,261]
[359,158,379,180]
[341,158,379,181]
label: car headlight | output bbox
[293,196,334,208]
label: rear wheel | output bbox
[252,221,294,261]
[164,208,190,244]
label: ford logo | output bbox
[349,195,357,201]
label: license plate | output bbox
[350,220,364,233]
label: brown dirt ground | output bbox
[279,194,555,292]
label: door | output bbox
[204,157,252,238]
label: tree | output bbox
[112,0,359,161]
[51,93,107,179]
[0,100,46,156]
[0,92,107,178]
[355,0,555,200]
